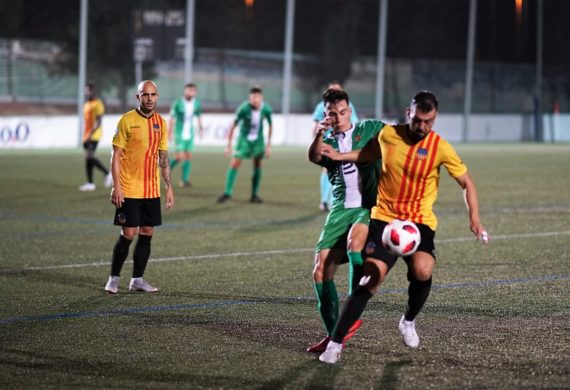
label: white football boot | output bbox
[399,315,420,348]
[319,341,343,364]
[79,182,96,191]
[129,278,159,293]
[104,276,120,294]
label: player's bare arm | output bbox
[320,138,381,163]
[455,172,488,243]
[225,123,237,157]
[265,124,272,158]
[308,119,330,164]
[197,116,204,138]
[159,150,174,209]
[110,146,124,208]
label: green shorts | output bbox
[315,207,370,253]
[234,137,265,159]
[175,138,195,153]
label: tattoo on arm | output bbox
[159,150,172,187]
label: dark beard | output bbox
[407,128,425,143]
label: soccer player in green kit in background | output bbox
[169,83,204,188]
[217,86,273,204]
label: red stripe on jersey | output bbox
[144,116,154,198]
[395,142,418,218]
[401,136,430,219]
[409,132,435,221]
[150,115,160,198]
[148,114,159,198]
[416,133,440,224]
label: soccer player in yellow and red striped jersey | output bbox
[78,84,112,191]
[318,91,489,364]
[104,80,175,294]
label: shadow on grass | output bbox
[258,359,341,389]
[0,347,261,388]
[375,359,413,389]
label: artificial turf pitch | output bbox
[0,144,569,388]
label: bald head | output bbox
[136,80,159,115]
[137,80,157,94]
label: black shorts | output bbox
[83,140,99,152]
[363,219,436,270]
[114,198,162,227]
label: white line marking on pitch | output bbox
[19,230,570,271]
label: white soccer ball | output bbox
[381,219,421,257]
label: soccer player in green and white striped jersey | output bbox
[307,88,385,353]
[217,86,273,203]
[169,83,204,187]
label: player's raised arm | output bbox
[308,118,330,164]
[320,137,381,163]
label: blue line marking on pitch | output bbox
[1,274,568,326]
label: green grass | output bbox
[0,144,569,389]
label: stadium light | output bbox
[245,0,254,8]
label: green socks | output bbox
[170,158,179,170]
[182,161,192,183]
[252,168,262,197]
[314,280,339,335]
[347,251,364,295]
[224,167,238,195]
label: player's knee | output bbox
[347,238,365,252]
[139,226,154,236]
[407,268,432,282]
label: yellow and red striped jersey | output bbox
[112,109,168,199]
[83,98,105,142]
[371,124,467,231]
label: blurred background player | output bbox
[169,83,204,188]
[217,86,273,204]
[312,81,359,211]
[104,80,174,294]
[307,88,384,353]
[79,83,112,191]
[318,91,489,364]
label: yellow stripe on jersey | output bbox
[112,109,168,199]
[371,124,467,231]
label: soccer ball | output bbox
[381,219,421,257]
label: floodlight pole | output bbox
[374,0,388,119]
[184,0,195,83]
[463,0,477,143]
[77,0,88,147]
[535,0,543,142]
[282,0,295,144]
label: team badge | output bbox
[355,135,361,142]
[153,123,161,132]
[365,241,376,255]
[416,147,428,160]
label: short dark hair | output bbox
[185,83,196,89]
[250,85,263,94]
[322,88,349,105]
[86,83,96,90]
[411,90,438,112]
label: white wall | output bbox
[1,113,568,149]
